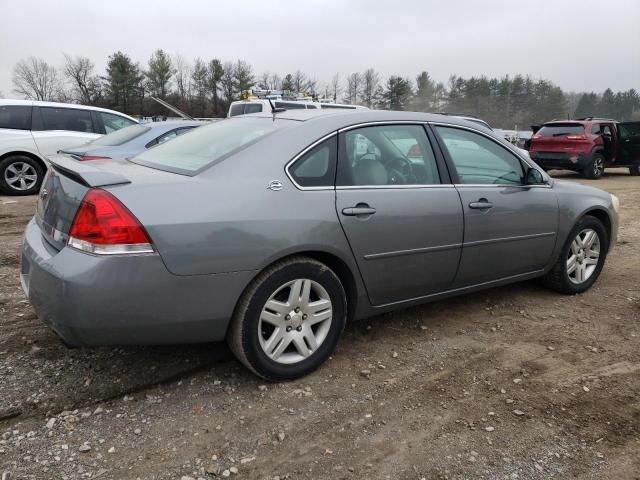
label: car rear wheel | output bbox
[227,256,347,380]
[629,164,640,176]
[583,154,605,179]
[542,216,608,294]
[0,155,45,196]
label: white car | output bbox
[227,99,367,117]
[0,100,137,195]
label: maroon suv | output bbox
[528,118,640,179]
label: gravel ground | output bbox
[0,169,639,480]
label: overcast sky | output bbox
[1,0,638,98]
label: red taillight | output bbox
[68,188,153,255]
[566,135,586,140]
[81,155,111,161]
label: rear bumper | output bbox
[20,217,254,346]
[530,152,592,170]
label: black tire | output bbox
[582,154,605,179]
[0,155,45,196]
[227,256,347,381]
[629,164,640,176]
[542,215,608,294]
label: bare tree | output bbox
[293,70,307,94]
[331,73,341,103]
[270,73,282,91]
[346,72,362,104]
[63,54,101,104]
[13,57,61,101]
[220,61,236,104]
[362,68,380,108]
[173,54,192,103]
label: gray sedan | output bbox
[59,120,205,161]
[21,110,619,380]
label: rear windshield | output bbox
[91,124,151,146]
[131,118,291,175]
[537,123,585,137]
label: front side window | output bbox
[289,136,336,188]
[0,105,32,130]
[41,107,94,133]
[99,112,136,133]
[338,124,440,186]
[435,126,524,185]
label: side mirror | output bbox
[526,167,545,185]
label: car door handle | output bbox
[469,199,493,210]
[342,205,376,216]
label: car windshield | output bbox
[131,118,291,175]
[537,123,584,137]
[90,124,151,146]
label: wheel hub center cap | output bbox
[288,311,303,328]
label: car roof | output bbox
[140,120,207,129]
[243,109,495,132]
[0,98,138,122]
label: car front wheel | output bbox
[0,155,44,195]
[542,216,608,294]
[227,256,347,380]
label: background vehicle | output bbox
[21,111,618,381]
[0,100,137,195]
[60,120,205,161]
[228,90,367,117]
[528,117,640,179]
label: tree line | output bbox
[10,50,640,128]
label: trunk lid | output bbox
[35,155,132,251]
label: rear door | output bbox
[335,123,463,306]
[31,106,101,157]
[618,122,640,165]
[433,124,559,287]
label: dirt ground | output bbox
[0,169,638,480]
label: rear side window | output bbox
[320,104,356,110]
[132,117,292,175]
[338,125,440,186]
[244,104,262,114]
[0,105,32,130]
[41,107,94,133]
[98,112,136,133]
[289,136,337,188]
[275,102,306,110]
[537,123,585,137]
[229,104,245,117]
[91,124,151,146]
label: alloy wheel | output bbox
[4,162,38,191]
[593,158,604,177]
[258,278,333,364]
[567,228,600,284]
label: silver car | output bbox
[21,110,619,380]
[59,120,205,161]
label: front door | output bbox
[335,124,463,306]
[618,122,640,165]
[432,125,559,287]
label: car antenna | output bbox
[267,97,286,121]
